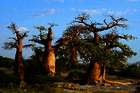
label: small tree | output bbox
[4,23,32,88]
[56,25,83,67]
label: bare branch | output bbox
[3,42,17,49]
[35,25,47,32]
[74,13,90,26]
[48,23,58,28]
[55,37,70,48]
[23,44,34,48]
[74,20,90,26]
[74,14,127,33]
[96,16,127,32]
[76,13,90,22]
[20,32,28,39]
[7,23,18,34]
[103,19,108,27]
[30,39,45,45]
[9,37,17,42]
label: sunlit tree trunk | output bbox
[46,48,56,76]
[43,27,56,76]
[87,61,101,84]
[87,62,106,84]
[43,39,51,74]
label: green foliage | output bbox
[31,24,55,46]
[125,63,140,78]
[56,13,136,71]
[0,14,137,86]
[31,25,48,45]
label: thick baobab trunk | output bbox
[87,62,106,84]
[15,47,25,88]
[43,27,56,76]
[87,62,101,84]
[46,48,56,76]
[18,42,24,81]
[17,51,24,82]
[70,47,77,64]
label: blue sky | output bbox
[0,0,140,63]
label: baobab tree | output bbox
[78,14,136,84]
[31,25,56,76]
[55,25,84,66]
[4,23,32,88]
[58,13,136,84]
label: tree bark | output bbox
[17,51,24,82]
[87,62,106,84]
[70,47,77,65]
[15,46,25,88]
[43,27,56,76]
[46,48,56,76]
[87,62,100,84]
